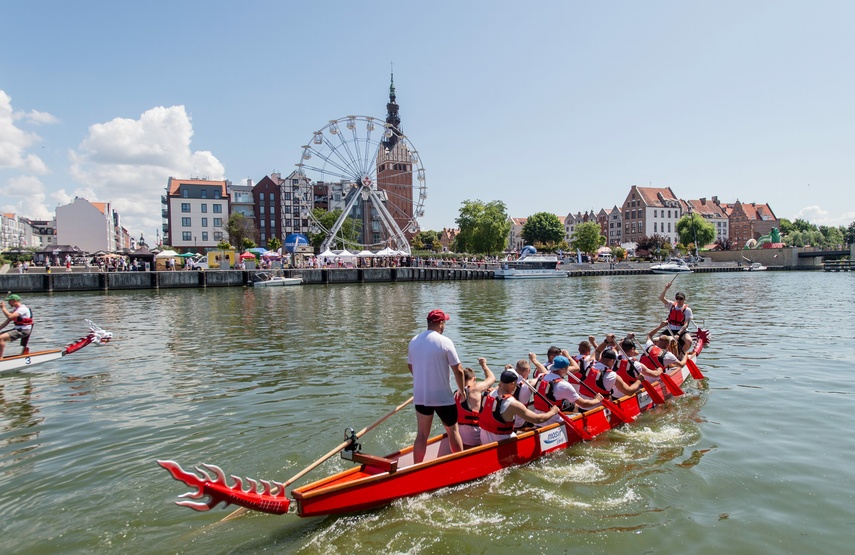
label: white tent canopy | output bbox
[155,250,179,258]
[356,250,375,257]
[318,248,336,259]
[376,247,398,256]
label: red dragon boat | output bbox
[158,329,710,518]
[0,319,113,375]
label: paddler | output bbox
[456,357,496,449]
[408,309,467,463]
[479,370,561,444]
[533,356,603,426]
[0,294,33,358]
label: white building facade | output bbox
[55,198,115,253]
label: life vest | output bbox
[577,363,611,397]
[14,305,33,327]
[533,377,558,412]
[667,302,690,328]
[570,355,590,383]
[640,346,666,370]
[456,388,480,427]
[478,393,514,435]
[616,357,641,385]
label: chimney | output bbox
[700,197,707,206]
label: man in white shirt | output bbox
[408,309,466,463]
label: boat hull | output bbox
[493,270,567,279]
[251,277,302,287]
[290,369,690,517]
[0,349,64,374]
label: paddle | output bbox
[518,378,592,440]
[614,342,666,405]
[219,395,413,523]
[633,338,685,397]
[563,369,632,424]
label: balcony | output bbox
[162,224,169,233]
[161,195,167,205]
[162,209,169,219]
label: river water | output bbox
[1,271,853,554]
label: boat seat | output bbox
[341,450,398,473]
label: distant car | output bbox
[189,258,208,270]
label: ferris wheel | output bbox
[294,115,426,253]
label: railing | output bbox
[822,260,854,272]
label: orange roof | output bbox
[510,217,527,226]
[686,199,727,218]
[2,213,15,220]
[91,202,108,215]
[167,177,228,195]
[635,186,679,207]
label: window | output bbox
[260,206,265,214]
[202,232,209,241]
[653,209,657,218]
[260,220,266,227]
[213,231,223,241]
[259,192,265,201]
[201,190,207,199]
[668,223,672,232]
[213,204,222,213]
[182,189,188,198]
[182,217,191,227]
[214,190,221,199]
[201,218,208,227]
[201,204,207,213]
[654,222,658,232]
[261,232,266,242]
[285,219,292,227]
[284,192,291,200]
[213,218,223,227]
[270,219,275,229]
[182,231,192,241]
[181,203,191,213]
[269,205,274,214]
[668,210,672,218]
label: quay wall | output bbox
[0,260,829,295]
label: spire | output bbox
[384,66,401,149]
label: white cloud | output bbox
[795,205,855,227]
[13,109,60,125]
[0,90,50,174]
[1,175,53,220]
[69,105,225,235]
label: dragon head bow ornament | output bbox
[157,460,291,515]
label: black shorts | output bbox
[415,404,458,427]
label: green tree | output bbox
[309,208,361,250]
[819,225,844,248]
[521,212,565,247]
[226,213,257,250]
[792,218,816,233]
[454,200,511,255]
[569,221,605,259]
[635,234,669,259]
[778,218,794,236]
[412,230,440,252]
[267,236,282,252]
[241,237,256,251]
[676,213,716,255]
[612,246,627,261]
[844,222,855,244]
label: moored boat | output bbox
[494,246,566,279]
[250,272,302,287]
[0,320,113,374]
[158,329,710,518]
[650,258,693,274]
[742,262,767,271]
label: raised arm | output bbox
[528,352,548,377]
[475,357,497,391]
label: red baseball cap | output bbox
[427,309,450,322]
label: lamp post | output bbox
[688,206,699,260]
[194,236,197,253]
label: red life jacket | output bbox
[479,393,514,435]
[667,302,689,327]
[616,357,640,385]
[456,388,480,427]
[533,377,558,412]
[640,346,666,370]
[14,305,33,326]
[577,364,611,397]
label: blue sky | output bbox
[2,1,853,239]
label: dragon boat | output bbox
[0,320,113,375]
[158,329,710,518]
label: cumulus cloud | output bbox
[69,105,225,234]
[0,90,50,174]
[795,205,855,227]
[13,109,60,125]
[1,175,54,220]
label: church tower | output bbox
[374,71,414,245]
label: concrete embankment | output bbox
[0,267,495,293]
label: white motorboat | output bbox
[650,258,694,274]
[251,273,303,287]
[743,262,767,271]
[494,246,566,279]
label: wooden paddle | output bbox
[219,395,413,523]
[518,379,593,440]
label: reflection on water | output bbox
[0,272,854,554]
